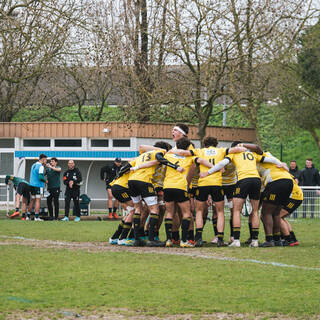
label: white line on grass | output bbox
[1,235,320,272]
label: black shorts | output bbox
[222,184,236,200]
[233,178,261,200]
[128,180,156,198]
[195,186,224,202]
[16,182,30,201]
[111,185,131,203]
[164,188,189,203]
[188,187,198,197]
[282,198,302,214]
[106,184,112,190]
[30,186,43,198]
[262,179,293,206]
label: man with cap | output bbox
[100,157,122,219]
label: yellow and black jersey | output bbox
[290,177,304,201]
[110,160,135,189]
[129,149,165,184]
[257,152,292,187]
[151,164,166,188]
[194,147,228,187]
[190,165,200,188]
[222,162,237,186]
[163,153,196,191]
[226,151,263,181]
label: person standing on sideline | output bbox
[62,160,82,222]
[46,157,61,220]
[5,175,30,219]
[300,158,320,218]
[27,154,47,221]
[289,160,301,184]
[100,158,122,219]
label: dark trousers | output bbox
[65,189,80,217]
[47,187,60,219]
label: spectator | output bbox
[300,158,320,218]
[100,158,122,219]
[46,157,61,220]
[28,154,47,221]
[289,160,301,184]
[62,160,82,222]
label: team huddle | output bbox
[109,123,302,248]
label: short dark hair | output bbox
[154,141,172,151]
[39,154,47,160]
[203,136,218,147]
[290,160,296,163]
[175,123,189,136]
[51,157,58,163]
[306,158,313,161]
[176,137,191,150]
[231,141,242,148]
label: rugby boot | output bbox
[259,241,275,247]
[195,239,204,247]
[10,211,20,219]
[180,240,195,248]
[228,239,241,247]
[146,240,165,247]
[165,239,173,247]
[217,239,228,247]
[133,238,146,247]
[249,239,259,247]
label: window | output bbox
[0,139,14,148]
[91,139,109,147]
[113,139,130,147]
[23,139,50,147]
[55,139,82,147]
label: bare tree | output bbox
[0,0,84,121]
[228,0,318,144]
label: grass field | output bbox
[1,216,320,320]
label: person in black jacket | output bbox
[289,160,301,184]
[300,158,320,218]
[61,160,82,222]
[100,158,122,219]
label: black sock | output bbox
[229,218,233,237]
[109,208,112,214]
[112,207,117,213]
[148,214,159,241]
[181,218,191,242]
[212,218,218,236]
[251,228,259,240]
[284,234,291,242]
[233,227,240,240]
[128,228,134,239]
[133,213,141,240]
[187,229,194,241]
[15,207,19,212]
[290,231,297,242]
[266,234,273,242]
[218,232,224,241]
[248,222,253,239]
[273,232,281,242]
[165,218,173,240]
[119,222,131,240]
[195,228,203,241]
[111,221,124,239]
[172,231,180,241]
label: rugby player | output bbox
[280,177,302,246]
[5,175,30,219]
[257,152,294,247]
[200,143,281,247]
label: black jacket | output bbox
[289,166,301,182]
[300,165,320,186]
[100,163,121,185]
[63,167,82,191]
